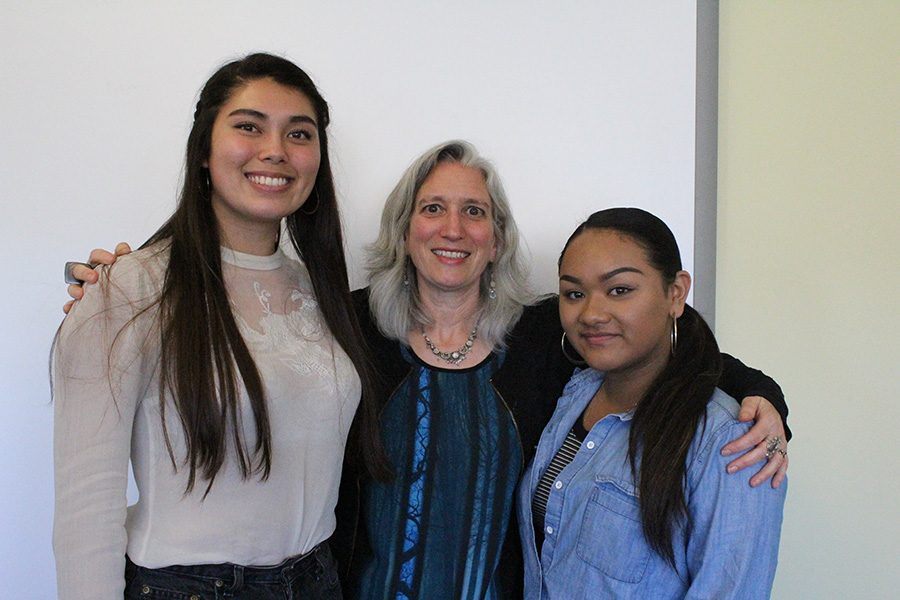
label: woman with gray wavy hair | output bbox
[65,139,790,600]
[366,140,531,348]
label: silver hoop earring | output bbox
[670,316,678,356]
[300,188,320,215]
[561,332,586,366]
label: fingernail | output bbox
[727,465,737,473]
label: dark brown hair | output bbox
[142,53,388,494]
[560,207,722,565]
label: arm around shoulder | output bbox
[719,352,790,439]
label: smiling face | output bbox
[206,77,321,249]
[406,161,497,297]
[558,229,690,382]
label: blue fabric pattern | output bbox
[397,369,431,597]
[359,351,522,600]
[517,368,786,600]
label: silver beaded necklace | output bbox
[422,325,478,366]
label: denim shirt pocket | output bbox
[575,477,651,583]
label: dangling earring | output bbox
[670,315,678,356]
[300,188,320,215]
[402,258,411,288]
[488,269,497,300]
[561,332,586,366]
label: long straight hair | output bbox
[142,53,388,493]
[559,207,723,565]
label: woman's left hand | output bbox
[720,396,788,488]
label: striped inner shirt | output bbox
[532,412,589,548]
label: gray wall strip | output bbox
[694,0,719,330]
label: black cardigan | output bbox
[333,289,788,599]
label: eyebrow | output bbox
[559,266,644,284]
[416,195,491,206]
[226,108,317,126]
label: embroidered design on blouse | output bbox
[230,263,329,379]
[254,281,273,315]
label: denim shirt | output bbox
[517,369,786,600]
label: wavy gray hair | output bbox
[367,140,533,348]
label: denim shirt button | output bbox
[215,580,224,587]
[190,596,200,600]
[141,586,150,595]
[546,526,554,534]
[554,480,563,489]
[586,441,595,449]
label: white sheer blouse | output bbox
[52,242,359,599]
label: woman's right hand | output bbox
[63,242,133,313]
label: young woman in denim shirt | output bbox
[518,208,787,599]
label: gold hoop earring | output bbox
[670,316,678,356]
[561,332,586,366]
[300,188,320,215]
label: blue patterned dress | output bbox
[358,349,523,600]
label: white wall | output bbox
[717,2,900,599]
[1,2,708,597]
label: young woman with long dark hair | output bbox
[52,53,385,599]
[518,208,786,599]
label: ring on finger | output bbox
[64,261,94,285]
[768,448,788,460]
[764,436,784,459]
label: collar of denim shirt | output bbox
[559,368,637,423]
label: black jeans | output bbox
[124,543,342,599]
